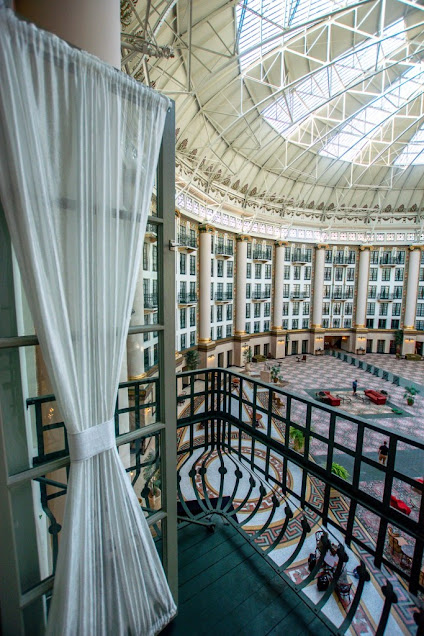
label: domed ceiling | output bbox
[121,0,424,229]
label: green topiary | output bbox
[331,462,349,480]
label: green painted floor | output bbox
[162,518,332,636]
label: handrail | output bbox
[176,368,424,633]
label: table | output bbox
[323,552,339,571]
[401,544,414,568]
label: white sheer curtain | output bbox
[0,8,176,635]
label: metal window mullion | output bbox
[156,102,178,603]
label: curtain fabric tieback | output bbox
[68,419,115,462]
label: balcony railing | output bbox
[176,369,424,633]
[177,232,197,249]
[25,370,424,634]
[380,255,404,265]
[333,256,356,265]
[215,244,234,257]
[252,290,271,300]
[253,248,272,261]
[332,292,354,300]
[214,292,233,302]
[291,251,311,263]
[144,223,158,242]
[144,294,158,309]
[290,292,310,300]
[178,292,198,304]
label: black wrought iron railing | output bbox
[215,244,234,256]
[290,292,310,299]
[333,256,356,265]
[178,232,197,249]
[252,290,271,300]
[26,378,163,575]
[380,256,405,265]
[176,368,424,634]
[214,292,233,301]
[144,294,158,309]
[253,248,272,260]
[292,251,312,263]
[178,292,198,304]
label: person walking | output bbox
[378,441,389,465]
[352,379,358,395]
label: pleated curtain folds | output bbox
[0,8,176,635]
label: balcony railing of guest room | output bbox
[26,370,424,633]
[175,369,424,633]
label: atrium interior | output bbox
[1,0,424,635]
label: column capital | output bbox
[359,244,373,251]
[409,245,424,251]
[175,208,181,218]
[274,240,289,247]
[315,243,328,250]
[198,224,215,234]
[236,234,250,242]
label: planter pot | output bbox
[407,398,414,406]
[245,362,251,372]
[293,440,304,452]
[148,490,161,510]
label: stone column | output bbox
[233,235,249,366]
[198,224,215,367]
[235,235,249,335]
[404,247,421,329]
[15,0,121,68]
[311,245,326,354]
[271,241,287,358]
[198,224,213,342]
[353,245,371,353]
[312,245,326,328]
[355,246,372,328]
[403,246,422,354]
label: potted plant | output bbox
[185,349,199,371]
[330,462,349,497]
[243,346,252,371]
[394,329,403,358]
[289,426,305,452]
[270,364,282,383]
[143,451,161,510]
[404,386,420,406]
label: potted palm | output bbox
[243,346,252,371]
[270,364,282,384]
[330,462,349,497]
[404,386,420,406]
[289,426,305,452]
[143,451,161,510]
[185,349,199,371]
[394,329,403,358]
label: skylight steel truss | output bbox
[122,0,424,224]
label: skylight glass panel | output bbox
[262,18,407,137]
[320,63,424,162]
[236,0,366,71]
[394,124,424,166]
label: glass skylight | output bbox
[394,123,424,167]
[262,18,406,137]
[320,63,424,162]
[236,0,364,71]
